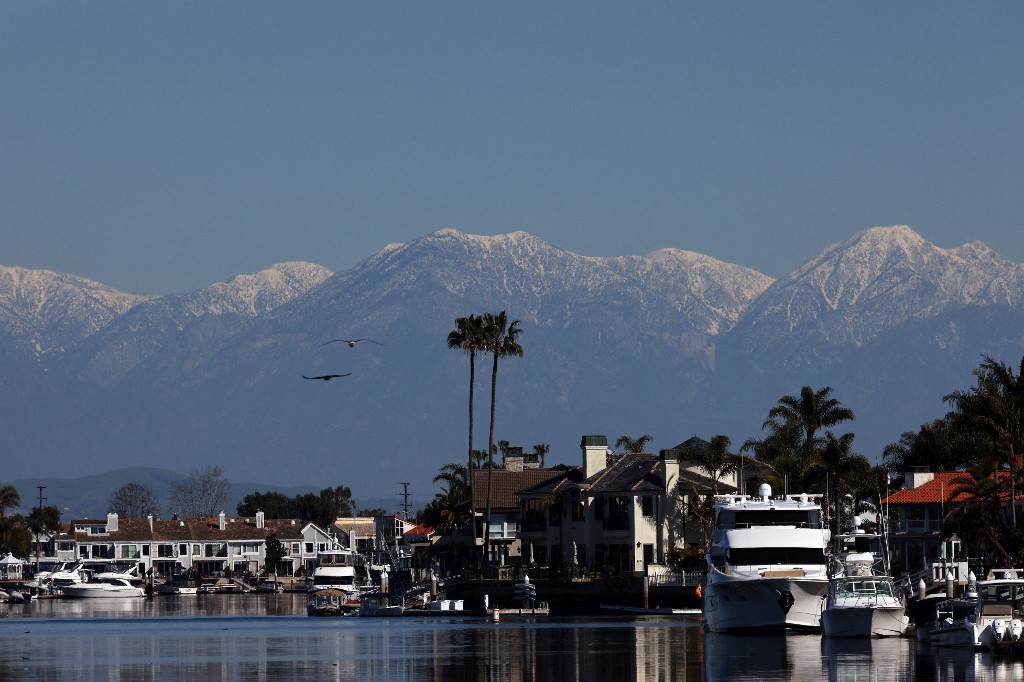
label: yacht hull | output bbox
[703,575,828,632]
[822,605,908,638]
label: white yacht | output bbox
[929,570,1024,650]
[703,484,830,633]
[61,577,146,599]
[821,518,908,638]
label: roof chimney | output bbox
[905,467,934,489]
[581,435,609,479]
[659,448,680,494]
[106,513,119,532]
[147,514,154,533]
[218,511,226,531]
[256,510,265,529]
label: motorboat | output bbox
[821,517,908,638]
[928,569,1024,651]
[155,582,199,595]
[61,577,146,599]
[703,484,831,632]
[307,588,361,616]
[308,549,365,596]
[359,593,404,617]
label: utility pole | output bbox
[398,482,411,519]
[35,486,47,573]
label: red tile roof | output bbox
[882,471,988,505]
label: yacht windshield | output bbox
[728,548,825,565]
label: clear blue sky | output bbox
[2,2,1021,294]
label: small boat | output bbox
[155,580,200,595]
[359,594,405,617]
[929,569,1024,651]
[61,577,146,599]
[821,518,908,638]
[598,602,704,614]
[307,588,361,617]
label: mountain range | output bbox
[3,225,1022,508]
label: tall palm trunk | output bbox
[467,349,476,537]
[485,350,498,562]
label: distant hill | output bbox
[2,226,1022,502]
[5,468,412,521]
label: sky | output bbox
[2,2,1021,295]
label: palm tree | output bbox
[742,420,806,496]
[448,314,485,521]
[0,483,20,517]
[690,435,738,496]
[808,432,863,538]
[945,355,1024,526]
[480,311,524,561]
[615,434,653,454]
[943,467,1015,566]
[533,443,550,468]
[765,386,855,457]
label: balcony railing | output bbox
[897,520,944,533]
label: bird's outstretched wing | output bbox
[321,338,385,347]
[302,373,352,381]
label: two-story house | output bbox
[69,511,342,578]
[518,435,706,577]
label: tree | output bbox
[533,443,550,468]
[419,463,472,528]
[0,516,31,557]
[481,310,524,560]
[943,468,1018,567]
[0,483,20,517]
[237,491,294,518]
[690,435,738,496]
[765,386,855,457]
[264,533,287,579]
[26,505,62,571]
[742,420,806,496]
[616,434,653,454]
[945,354,1024,527]
[448,314,486,521]
[108,482,161,518]
[883,419,987,477]
[358,508,388,518]
[169,465,230,518]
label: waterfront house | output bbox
[472,467,570,566]
[67,511,342,579]
[517,435,715,577]
[880,468,970,585]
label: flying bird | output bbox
[321,338,384,348]
[302,373,352,381]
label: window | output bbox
[641,496,654,517]
[121,545,138,559]
[179,544,188,556]
[142,545,150,557]
[305,543,314,554]
[571,492,585,522]
[192,544,200,557]
[291,543,300,555]
[158,545,174,558]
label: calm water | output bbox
[2,594,1021,681]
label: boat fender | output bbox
[777,590,795,614]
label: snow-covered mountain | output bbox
[730,226,1024,367]
[0,263,152,362]
[1,226,1022,502]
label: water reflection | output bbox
[3,597,1024,681]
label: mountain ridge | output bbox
[2,225,1021,502]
